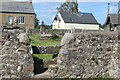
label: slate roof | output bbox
[59,11,98,24]
[0,2,35,14]
[119,14,120,24]
[109,14,119,25]
[105,14,120,25]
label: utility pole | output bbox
[108,3,110,15]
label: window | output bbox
[8,16,12,24]
[19,16,25,24]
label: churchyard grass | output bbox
[32,54,53,60]
[29,33,62,46]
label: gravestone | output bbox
[40,34,52,39]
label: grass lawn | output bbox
[32,54,53,60]
[29,34,62,46]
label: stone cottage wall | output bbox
[48,31,119,78]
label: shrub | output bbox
[51,34,59,39]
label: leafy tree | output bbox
[34,13,39,29]
[46,25,52,29]
[100,24,107,29]
[57,0,78,13]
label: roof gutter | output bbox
[0,11,35,15]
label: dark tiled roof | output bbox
[109,14,119,25]
[118,14,120,24]
[59,11,98,24]
[0,2,35,14]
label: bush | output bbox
[51,34,59,39]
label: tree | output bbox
[34,13,39,29]
[57,0,78,13]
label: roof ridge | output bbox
[59,11,91,14]
[77,12,92,14]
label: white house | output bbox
[52,11,99,30]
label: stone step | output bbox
[34,71,51,78]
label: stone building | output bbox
[0,0,35,29]
[105,6,120,31]
[105,14,120,31]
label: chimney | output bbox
[28,0,32,3]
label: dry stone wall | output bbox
[0,33,34,78]
[33,46,60,54]
[48,31,119,78]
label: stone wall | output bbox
[28,29,40,34]
[1,12,35,29]
[48,31,119,78]
[32,46,60,54]
[28,29,98,35]
[0,33,34,78]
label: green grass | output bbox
[29,34,62,46]
[32,54,53,60]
